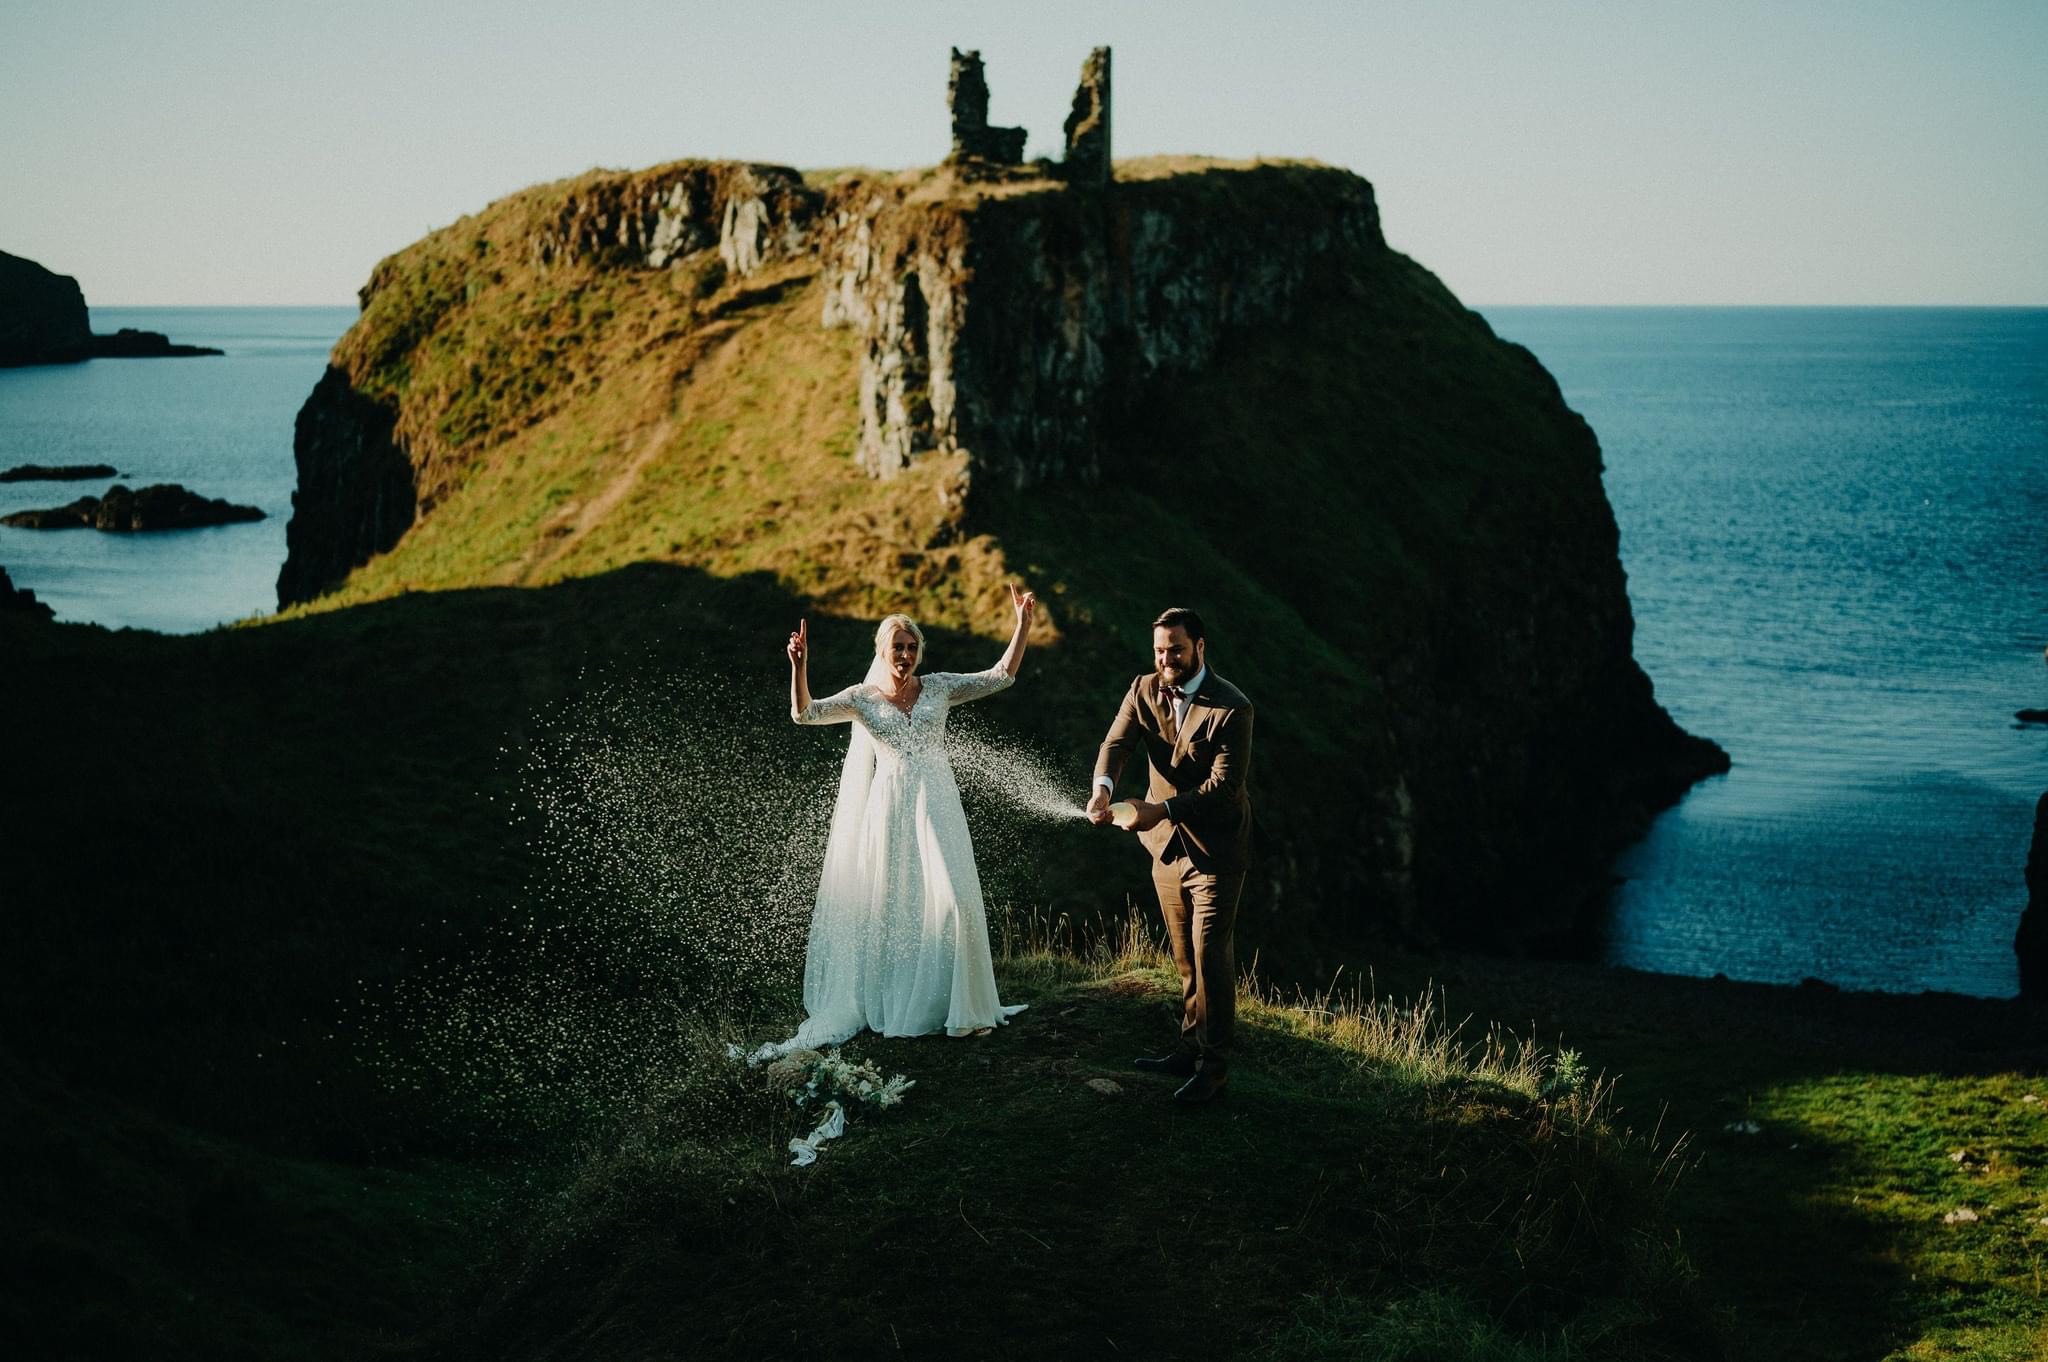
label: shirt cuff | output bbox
[1163,796,1179,822]
[1094,775,1114,793]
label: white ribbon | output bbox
[787,1101,847,1166]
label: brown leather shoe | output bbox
[1132,1051,1198,1078]
[1171,1069,1229,1105]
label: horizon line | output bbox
[88,300,2048,311]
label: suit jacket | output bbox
[1093,669,1254,875]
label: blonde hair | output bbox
[874,613,925,668]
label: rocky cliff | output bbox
[0,249,91,365]
[0,249,223,365]
[279,161,822,604]
[819,163,1381,485]
[275,153,1725,949]
[2016,793,2048,998]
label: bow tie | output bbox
[1162,684,1188,703]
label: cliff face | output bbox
[276,154,1725,948]
[820,165,1381,486]
[0,249,91,366]
[2016,793,2048,998]
[525,161,817,275]
[278,161,821,606]
[0,250,223,366]
[277,368,414,606]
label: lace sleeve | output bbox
[931,667,1015,707]
[795,685,861,725]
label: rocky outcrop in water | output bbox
[2017,793,2048,999]
[2,483,264,531]
[0,249,91,365]
[85,328,221,359]
[0,463,119,482]
[0,250,222,365]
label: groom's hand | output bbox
[1126,800,1166,833]
[1085,788,1112,826]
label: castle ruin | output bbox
[945,46,1112,184]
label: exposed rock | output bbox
[524,162,819,276]
[86,328,221,359]
[1,250,222,365]
[0,565,56,622]
[271,64,1729,949]
[277,366,413,606]
[1,483,264,531]
[0,500,96,528]
[1060,48,1112,188]
[1,252,223,365]
[0,463,119,482]
[288,158,823,609]
[819,164,1382,484]
[0,249,91,365]
[2016,793,2048,999]
[945,49,1029,174]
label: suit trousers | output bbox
[1151,859,1245,1072]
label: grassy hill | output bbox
[6,153,2043,1359]
[9,587,2048,1358]
[0,585,1719,1355]
[272,153,1725,951]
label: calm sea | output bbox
[0,306,352,633]
[4,305,2042,995]
[1485,307,2046,998]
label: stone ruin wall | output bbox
[816,178,1384,492]
[816,44,1385,491]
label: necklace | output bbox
[879,676,921,716]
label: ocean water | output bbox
[0,306,353,632]
[6,305,2041,996]
[1484,307,2047,997]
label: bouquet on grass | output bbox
[761,1048,915,1165]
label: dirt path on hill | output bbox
[514,310,757,583]
[517,416,676,583]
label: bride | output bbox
[774,584,1037,1049]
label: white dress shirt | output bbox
[1096,665,1207,818]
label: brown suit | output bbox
[1094,669,1254,1070]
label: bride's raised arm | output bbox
[788,618,864,725]
[786,618,813,719]
[996,583,1036,679]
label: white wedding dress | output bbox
[771,664,1027,1052]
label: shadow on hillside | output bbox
[1360,949,2048,1361]
[9,561,2018,1358]
[430,967,1728,1362]
[0,561,1143,1357]
[1,562,1122,1146]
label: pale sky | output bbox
[3,0,2042,306]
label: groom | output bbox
[1086,607,1254,1106]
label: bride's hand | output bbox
[787,618,807,666]
[1009,582,1036,627]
